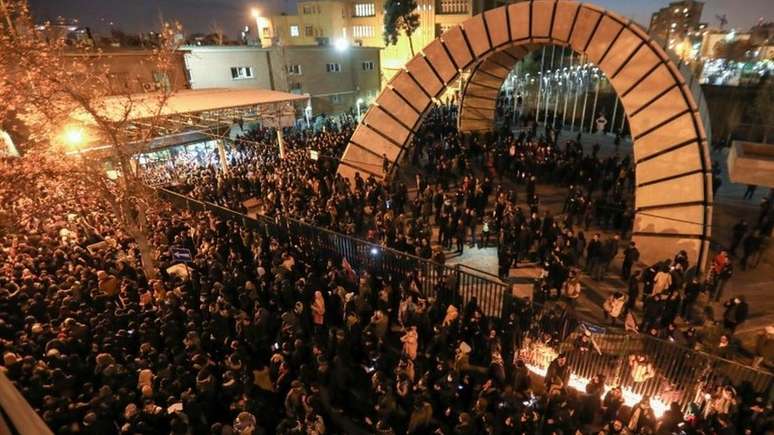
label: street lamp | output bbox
[63,125,85,150]
[65,128,84,146]
[356,98,364,120]
[334,38,348,52]
[305,101,313,129]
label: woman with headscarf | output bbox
[310,290,326,340]
[401,326,419,360]
[442,305,459,328]
[627,397,656,433]
[311,291,325,326]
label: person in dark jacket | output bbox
[681,276,704,321]
[587,234,604,280]
[580,374,605,425]
[729,218,748,256]
[621,241,639,280]
[740,230,763,270]
[722,296,749,332]
[625,270,640,314]
[657,402,683,435]
[627,397,656,433]
[544,353,570,395]
[601,387,624,423]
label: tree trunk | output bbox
[130,221,158,279]
[115,155,158,279]
[407,31,415,57]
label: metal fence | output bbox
[520,329,773,411]
[159,188,512,317]
[158,188,772,404]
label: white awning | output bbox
[72,88,310,124]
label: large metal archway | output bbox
[337,0,712,268]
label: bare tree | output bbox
[208,21,225,45]
[0,0,184,278]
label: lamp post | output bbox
[64,126,85,149]
[62,125,88,158]
[305,100,313,129]
[356,98,364,121]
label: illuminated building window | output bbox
[438,0,468,14]
[352,25,374,38]
[302,4,319,14]
[290,25,299,37]
[354,3,375,17]
[287,64,302,75]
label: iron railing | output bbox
[158,188,773,405]
[0,372,53,435]
[520,329,773,411]
[159,188,511,317]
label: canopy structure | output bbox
[73,88,309,124]
[69,88,310,153]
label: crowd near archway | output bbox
[338,0,712,268]
[6,1,773,435]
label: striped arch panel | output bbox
[337,0,712,269]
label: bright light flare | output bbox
[62,126,86,148]
[334,38,349,52]
[251,8,260,18]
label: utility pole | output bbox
[275,103,286,159]
[580,66,589,134]
[535,46,546,124]
[543,45,556,125]
[553,47,564,129]
[562,51,573,128]
[588,75,600,134]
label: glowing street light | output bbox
[63,126,85,149]
[333,38,349,52]
[356,97,364,120]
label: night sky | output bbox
[29,0,772,38]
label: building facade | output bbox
[63,49,189,94]
[256,0,487,83]
[182,45,381,114]
[648,0,705,44]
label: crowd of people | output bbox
[145,106,637,288]
[1,101,772,434]
[3,154,772,435]
[141,105,771,365]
